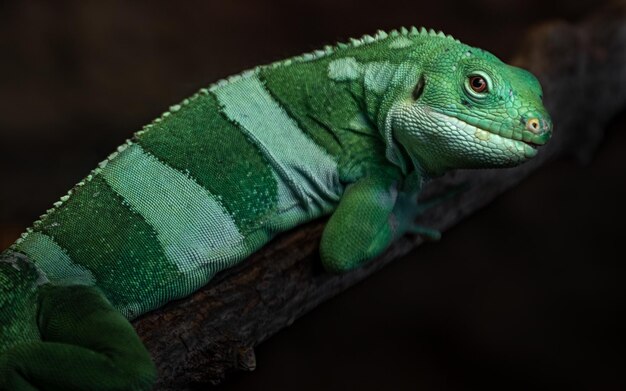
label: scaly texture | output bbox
[0,27,551,390]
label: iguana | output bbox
[0,27,551,390]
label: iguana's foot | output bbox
[414,183,469,215]
[0,284,156,391]
[394,183,468,241]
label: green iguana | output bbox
[0,27,551,390]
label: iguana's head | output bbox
[389,39,552,176]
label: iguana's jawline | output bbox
[430,110,539,159]
[434,109,548,148]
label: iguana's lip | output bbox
[522,140,541,150]
[472,122,549,147]
[430,110,542,159]
[436,110,551,148]
[470,123,546,158]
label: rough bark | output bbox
[132,4,626,389]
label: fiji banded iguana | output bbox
[0,27,551,391]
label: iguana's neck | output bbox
[207,28,460,178]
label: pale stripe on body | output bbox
[14,231,96,285]
[100,143,244,273]
[213,73,342,219]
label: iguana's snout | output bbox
[500,64,553,150]
[529,117,551,140]
[519,110,552,148]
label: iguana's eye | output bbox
[469,75,488,93]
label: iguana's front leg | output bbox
[0,284,156,391]
[320,170,426,273]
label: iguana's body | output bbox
[0,28,551,390]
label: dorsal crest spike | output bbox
[362,34,375,43]
[330,27,458,54]
[256,26,459,78]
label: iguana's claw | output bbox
[415,183,469,214]
[407,224,441,241]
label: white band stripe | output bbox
[213,74,342,215]
[15,231,96,285]
[100,143,244,273]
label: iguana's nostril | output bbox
[526,118,540,133]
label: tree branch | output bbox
[132,4,626,389]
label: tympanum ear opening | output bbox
[412,75,425,100]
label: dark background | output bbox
[1,1,624,390]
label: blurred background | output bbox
[0,1,624,390]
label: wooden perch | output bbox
[133,4,626,390]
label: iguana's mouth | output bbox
[435,109,550,145]
[472,122,548,158]
[429,110,548,159]
[471,121,549,148]
[522,140,542,150]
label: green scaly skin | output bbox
[0,27,551,390]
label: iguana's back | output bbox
[10,72,345,320]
